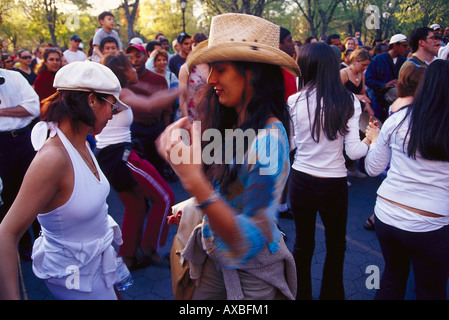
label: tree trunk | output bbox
[122,0,140,42]
[44,0,57,46]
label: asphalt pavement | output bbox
[16,173,434,300]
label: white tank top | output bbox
[30,122,122,292]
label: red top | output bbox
[282,68,297,101]
[126,69,168,122]
[34,70,57,108]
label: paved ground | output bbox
[17,173,438,300]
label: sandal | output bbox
[364,215,375,231]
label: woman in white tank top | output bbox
[0,61,128,300]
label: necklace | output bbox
[349,66,360,83]
[75,145,98,177]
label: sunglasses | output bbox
[20,55,32,59]
[101,97,120,115]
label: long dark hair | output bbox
[403,59,449,161]
[35,48,61,75]
[196,61,289,195]
[296,42,354,142]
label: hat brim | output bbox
[186,40,301,77]
[112,96,128,112]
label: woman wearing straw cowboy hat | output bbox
[0,61,128,300]
[157,13,300,300]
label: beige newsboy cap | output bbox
[53,60,128,112]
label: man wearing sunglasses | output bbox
[401,27,440,71]
[13,49,37,85]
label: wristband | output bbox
[196,192,221,210]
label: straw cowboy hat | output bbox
[186,13,300,76]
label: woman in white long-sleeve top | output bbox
[364,59,449,300]
[288,42,371,300]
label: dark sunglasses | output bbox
[20,55,32,59]
[101,97,120,115]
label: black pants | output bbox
[374,217,449,300]
[130,120,166,174]
[0,129,40,252]
[288,169,348,300]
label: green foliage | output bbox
[0,0,448,54]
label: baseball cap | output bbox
[389,34,408,45]
[430,24,441,30]
[125,43,146,54]
[70,34,82,42]
[177,32,191,44]
[53,61,128,112]
[129,37,144,45]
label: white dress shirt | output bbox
[0,69,40,131]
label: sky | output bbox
[88,0,122,14]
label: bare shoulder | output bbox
[28,137,71,179]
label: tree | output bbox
[43,0,57,45]
[290,0,343,36]
[395,0,449,29]
[14,0,91,47]
[121,0,140,42]
[137,0,193,43]
[198,0,283,17]
[341,0,370,37]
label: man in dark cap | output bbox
[168,32,191,77]
[63,34,87,63]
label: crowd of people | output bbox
[0,10,448,300]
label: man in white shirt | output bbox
[63,34,87,63]
[0,65,40,261]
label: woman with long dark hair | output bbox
[157,13,300,300]
[288,42,371,300]
[364,59,449,300]
[33,48,61,108]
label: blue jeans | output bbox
[374,217,449,300]
[288,169,348,300]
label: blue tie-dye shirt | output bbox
[201,120,290,268]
